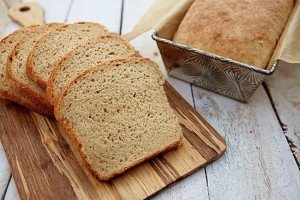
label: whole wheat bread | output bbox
[0,27,53,116]
[7,23,64,113]
[47,35,136,104]
[27,22,108,89]
[55,57,182,181]
[173,0,293,68]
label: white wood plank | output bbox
[193,85,300,200]
[4,178,20,200]
[265,63,300,163]
[0,143,11,199]
[153,170,209,200]
[122,1,209,199]
[2,22,20,36]
[121,0,154,35]
[3,0,19,8]
[0,0,10,37]
[66,0,122,33]
[23,0,72,23]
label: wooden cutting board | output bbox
[0,82,226,200]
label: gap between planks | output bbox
[264,62,300,166]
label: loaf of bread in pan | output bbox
[173,0,294,68]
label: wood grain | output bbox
[66,0,122,33]
[192,85,300,200]
[0,82,226,200]
[265,62,300,164]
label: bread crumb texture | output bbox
[56,58,182,180]
[29,22,108,85]
[48,35,136,103]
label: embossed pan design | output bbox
[152,32,278,102]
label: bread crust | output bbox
[6,25,62,115]
[173,0,294,68]
[26,22,109,90]
[0,27,53,116]
[0,85,53,116]
[46,34,136,105]
[26,25,69,90]
[55,57,181,181]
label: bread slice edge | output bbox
[7,38,54,114]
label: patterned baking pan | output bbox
[152,32,277,102]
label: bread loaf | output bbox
[27,22,108,89]
[173,0,294,68]
[47,35,136,104]
[55,57,182,181]
[7,23,64,114]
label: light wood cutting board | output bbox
[0,81,226,199]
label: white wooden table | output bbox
[0,0,300,199]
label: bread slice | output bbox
[0,27,53,116]
[47,35,136,104]
[55,57,183,181]
[27,22,109,89]
[7,23,64,113]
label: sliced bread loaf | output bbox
[55,57,182,181]
[47,35,136,104]
[0,27,53,116]
[27,22,108,89]
[7,23,64,113]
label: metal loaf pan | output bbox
[152,32,277,102]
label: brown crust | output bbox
[26,22,109,90]
[0,26,53,117]
[173,0,294,68]
[6,26,54,115]
[0,88,53,117]
[46,34,136,105]
[6,24,64,114]
[55,57,181,181]
[26,28,60,90]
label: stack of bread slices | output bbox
[0,22,182,181]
